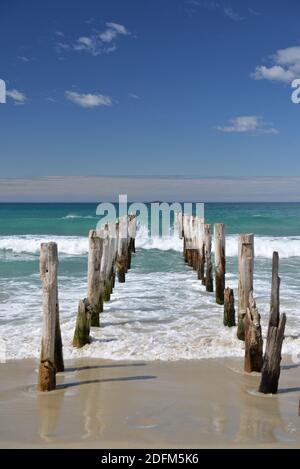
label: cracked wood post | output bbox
[237,234,254,341]
[259,252,286,394]
[204,224,213,292]
[88,230,103,327]
[72,299,91,348]
[244,291,263,373]
[224,287,236,327]
[38,242,58,392]
[214,223,225,305]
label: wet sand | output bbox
[0,356,299,448]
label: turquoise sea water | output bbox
[0,203,299,361]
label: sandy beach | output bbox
[0,356,299,448]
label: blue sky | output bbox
[0,0,300,182]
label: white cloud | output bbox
[65,91,112,108]
[252,46,300,84]
[128,92,141,100]
[248,8,260,16]
[224,7,244,21]
[46,97,57,103]
[17,56,29,62]
[216,116,278,135]
[56,42,70,52]
[73,36,96,53]
[6,89,27,105]
[188,1,244,21]
[59,21,130,56]
[106,22,128,35]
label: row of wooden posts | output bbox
[177,213,287,395]
[38,215,137,392]
[38,211,287,396]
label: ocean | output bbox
[0,202,300,361]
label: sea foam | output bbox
[1,231,300,258]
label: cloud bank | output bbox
[0,176,299,202]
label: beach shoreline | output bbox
[0,355,299,449]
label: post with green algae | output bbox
[72,299,91,348]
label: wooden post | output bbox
[116,217,127,283]
[192,217,198,271]
[177,212,184,240]
[214,223,225,305]
[54,284,64,372]
[100,225,110,301]
[244,291,263,373]
[224,287,236,327]
[72,299,91,348]
[87,230,103,327]
[259,252,286,394]
[104,231,115,301]
[204,224,213,292]
[196,219,204,281]
[183,214,189,263]
[237,234,254,341]
[38,243,58,392]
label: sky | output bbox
[0,0,300,200]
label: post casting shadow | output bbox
[57,375,157,390]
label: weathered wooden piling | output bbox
[100,225,110,301]
[224,287,236,327]
[116,217,128,283]
[54,284,64,373]
[38,243,58,392]
[237,234,254,341]
[244,291,263,373]
[196,218,204,281]
[204,224,213,292]
[87,230,103,327]
[259,252,286,394]
[127,215,136,269]
[214,223,225,305]
[104,227,116,301]
[72,299,91,348]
